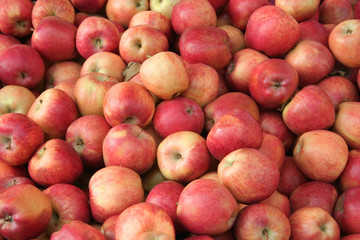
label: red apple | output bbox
[45,61,82,90]
[0,33,20,53]
[218,24,245,55]
[259,133,285,171]
[0,176,35,194]
[50,220,106,240]
[149,0,182,20]
[101,214,119,240]
[260,190,291,217]
[0,161,28,180]
[319,0,354,25]
[275,0,320,22]
[106,0,149,27]
[342,234,360,240]
[0,85,36,115]
[71,0,107,13]
[339,150,360,192]
[298,19,329,47]
[183,236,214,240]
[74,12,89,27]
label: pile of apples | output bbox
[1,0,360,239]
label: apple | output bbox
[289,207,341,240]
[217,69,230,97]
[0,85,36,115]
[216,7,233,27]
[234,203,291,240]
[89,166,144,223]
[45,61,82,90]
[260,190,291,217]
[183,236,214,240]
[259,133,285,171]
[218,25,245,55]
[333,186,360,234]
[179,26,232,70]
[0,44,45,89]
[74,12,90,27]
[342,234,360,240]
[31,16,78,62]
[339,150,360,192]
[106,0,149,27]
[225,48,268,93]
[139,51,189,100]
[218,148,280,203]
[149,0,181,19]
[153,96,205,139]
[119,24,169,63]
[31,0,75,28]
[76,16,120,59]
[66,115,111,170]
[74,72,119,116]
[0,33,20,53]
[282,85,335,136]
[127,73,162,104]
[103,81,155,127]
[0,0,33,37]
[206,111,263,161]
[0,184,52,240]
[141,163,167,193]
[298,19,329,47]
[103,123,157,175]
[101,214,119,240]
[0,160,28,180]
[71,0,107,13]
[275,0,320,22]
[319,0,354,25]
[0,176,35,194]
[177,178,239,235]
[50,220,106,240]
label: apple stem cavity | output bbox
[5,138,11,150]
[263,228,270,239]
[320,224,327,232]
[16,20,26,28]
[95,39,103,50]
[4,215,12,223]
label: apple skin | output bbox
[333,186,360,234]
[103,123,157,175]
[0,176,35,194]
[339,150,360,192]
[0,33,20,53]
[31,16,77,63]
[218,24,245,55]
[260,190,291,217]
[176,178,239,235]
[0,44,45,88]
[183,236,214,240]
[234,203,291,240]
[298,20,329,47]
[106,0,149,27]
[28,139,84,187]
[76,16,120,59]
[282,85,335,136]
[45,61,82,89]
[218,148,280,204]
[249,58,299,109]
[319,0,354,25]
[141,163,167,193]
[43,183,91,236]
[0,161,28,180]
[179,26,232,70]
[245,5,300,57]
[0,184,52,240]
[0,113,44,166]
[101,214,119,240]
[153,96,205,139]
[71,0,107,13]
[341,234,360,240]
[0,0,33,37]
[259,133,285,171]
[50,220,106,240]
[289,207,341,240]
[149,0,181,19]
[89,166,144,223]
[275,0,320,22]
[206,111,263,161]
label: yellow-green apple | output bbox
[290,181,338,215]
[333,186,360,234]
[0,85,36,115]
[103,81,155,127]
[234,203,291,240]
[317,76,359,109]
[0,184,52,240]
[342,234,360,240]
[74,72,119,116]
[282,85,335,135]
[157,131,211,183]
[0,160,28,180]
[179,26,231,70]
[204,92,260,132]
[27,88,79,139]
[329,19,360,68]
[31,0,75,28]
[28,139,83,187]
[228,0,269,30]
[45,61,82,90]
[217,148,280,203]
[171,0,217,35]
[218,25,245,54]
[249,58,299,109]
[89,166,144,223]
[141,163,167,193]
[333,102,360,149]
[180,63,219,108]
[66,115,111,170]
[319,0,354,25]
[259,133,285,171]
[225,48,268,93]
[275,0,320,22]
[298,20,329,47]
[31,16,77,62]
[43,183,91,236]
[76,16,120,59]
[177,178,238,235]
[245,5,300,57]
[284,40,335,87]
[71,0,107,13]
[80,51,126,82]
[0,176,35,194]
[339,150,360,192]
[145,180,186,233]
[149,0,181,19]
[101,214,119,240]
[260,190,291,217]
[277,156,308,197]
[106,0,149,27]
[115,202,176,240]
[0,113,44,166]
[206,111,263,161]
[0,33,20,53]
[103,123,157,175]
[0,44,45,88]
[119,25,169,63]
[293,129,349,182]
[50,220,106,240]
[153,97,205,139]
[0,0,33,37]
[139,51,189,100]
[289,207,340,240]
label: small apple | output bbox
[71,0,107,13]
[106,0,149,27]
[0,85,36,115]
[339,150,360,192]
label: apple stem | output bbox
[4,215,12,222]
[263,229,269,239]
[6,138,11,150]
[95,39,103,49]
